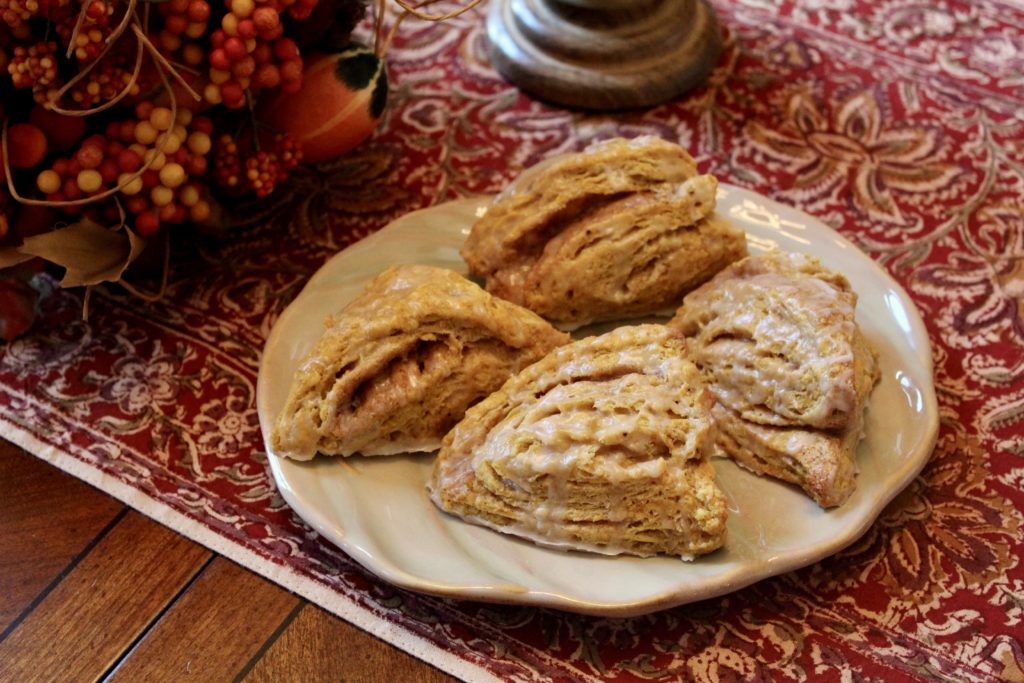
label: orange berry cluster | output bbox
[34,103,215,236]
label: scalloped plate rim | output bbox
[256,186,938,617]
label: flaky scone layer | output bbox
[429,324,728,559]
[670,252,879,507]
[271,265,569,460]
[461,136,747,326]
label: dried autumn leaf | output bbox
[17,219,146,288]
[0,246,32,270]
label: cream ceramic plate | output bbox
[256,185,938,617]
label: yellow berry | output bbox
[189,200,211,222]
[150,107,174,131]
[203,84,223,105]
[156,132,181,155]
[143,149,167,171]
[185,22,205,39]
[77,169,103,194]
[179,184,200,207]
[150,185,174,207]
[186,131,211,156]
[36,169,61,194]
[209,69,231,85]
[118,173,143,195]
[134,121,158,145]
[174,109,193,126]
[231,0,254,18]
[159,163,186,189]
[222,12,238,36]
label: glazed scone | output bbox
[672,251,874,430]
[461,136,747,327]
[670,252,879,507]
[710,402,862,508]
[270,265,570,460]
[429,324,728,559]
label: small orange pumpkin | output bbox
[257,44,387,163]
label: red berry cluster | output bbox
[155,0,210,56]
[1,0,69,32]
[33,103,215,236]
[55,0,113,63]
[212,131,301,198]
[60,56,141,108]
[203,0,308,109]
[7,40,57,90]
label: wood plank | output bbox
[0,440,124,633]
[0,510,211,683]
[106,558,301,682]
[242,602,457,683]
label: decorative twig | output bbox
[132,23,201,102]
[65,0,92,59]
[2,44,181,207]
[107,0,138,45]
[47,0,141,115]
[393,0,483,22]
[47,29,145,116]
[377,0,482,56]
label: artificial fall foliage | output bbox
[0,0,479,341]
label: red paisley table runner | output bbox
[3,1,1024,680]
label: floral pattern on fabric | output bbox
[2,1,1024,681]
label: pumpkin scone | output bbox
[461,136,747,327]
[428,324,728,559]
[670,252,879,508]
[270,264,570,460]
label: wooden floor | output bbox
[0,440,456,683]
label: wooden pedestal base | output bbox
[486,0,723,111]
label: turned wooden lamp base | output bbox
[486,0,722,111]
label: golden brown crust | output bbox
[461,137,747,326]
[429,324,728,559]
[270,265,570,460]
[670,252,880,508]
[671,251,864,430]
[711,402,861,508]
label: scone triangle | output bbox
[461,136,748,326]
[271,265,569,460]
[429,325,728,559]
[670,252,879,507]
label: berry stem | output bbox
[132,23,201,102]
[47,25,144,116]
[65,0,91,59]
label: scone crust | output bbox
[461,136,747,326]
[670,252,880,508]
[672,251,864,430]
[462,136,699,278]
[429,324,728,559]
[270,265,570,460]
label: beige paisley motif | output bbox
[747,88,960,223]
[831,430,1022,609]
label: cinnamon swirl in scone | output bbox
[461,136,747,327]
[270,265,570,460]
[670,252,879,508]
[429,325,728,559]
